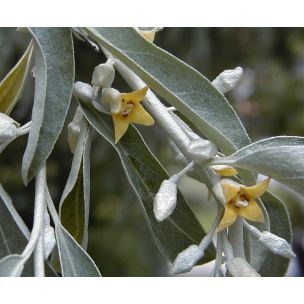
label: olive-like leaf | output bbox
[59,119,92,248]
[0,255,24,277]
[0,184,57,277]
[22,28,75,184]
[0,42,33,115]
[258,192,292,276]
[55,224,101,277]
[214,136,304,196]
[85,27,250,155]
[79,99,215,263]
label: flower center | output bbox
[229,192,249,208]
[121,99,135,117]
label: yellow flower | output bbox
[218,178,270,231]
[135,27,163,42]
[211,165,238,177]
[111,86,154,143]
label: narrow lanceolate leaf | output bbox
[0,255,24,277]
[22,28,75,184]
[79,99,215,263]
[0,185,30,259]
[0,42,33,115]
[213,136,304,196]
[85,27,251,155]
[0,184,57,277]
[258,192,292,276]
[55,224,101,277]
[244,191,292,276]
[60,119,92,249]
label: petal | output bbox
[238,199,264,223]
[212,165,238,177]
[220,179,240,203]
[218,204,238,231]
[121,86,149,104]
[112,114,130,144]
[241,178,270,200]
[139,30,156,42]
[128,103,155,126]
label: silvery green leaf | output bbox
[55,224,101,277]
[85,27,251,155]
[0,184,57,277]
[214,136,304,196]
[258,192,293,276]
[0,255,24,277]
[60,119,92,249]
[79,99,215,264]
[0,42,33,115]
[22,28,75,184]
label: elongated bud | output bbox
[153,180,177,222]
[73,81,94,103]
[43,211,56,260]
[212,67,243,94]
[187,138,217,162]
[68,107,84,153]
[258,231,296,259]
[0,113,19,142]
[226,257,260,277]
[172,245,204,274]
[91,63,115,88]
[101,88,122,114]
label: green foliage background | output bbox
[1,28,304,276]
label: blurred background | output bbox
[1,28,304,276]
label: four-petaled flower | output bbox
[218,177,270,231]
[111,86,154,143]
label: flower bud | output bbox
[0,113,19,142]
[258,231,296,259]
[91,63,115,88]
[226,257,260,277]
[171,245,204,275]
[43,211,56,260]
[187,138,217,162]
[68,107,84,153]
[212,67,243,94]
[73,81,94,103]
[153,180,177,222]
[101,88,122,114]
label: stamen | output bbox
[235,200,248,207]
[121,102,135,116]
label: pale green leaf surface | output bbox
[215,136,304,196]
[85,27,250,155]
[59,120,91,248]
[79,99,215,263]
[258,192,292,276]
[0,184,57,277]
[0,42,33,115]
[22,28,75,184]
[0,255,24,277]
[244,191,292,276]
[55,224,101,277]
